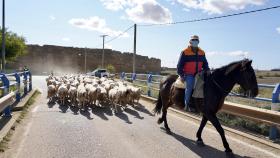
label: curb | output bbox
[140,95,280,152]
[0,89,38,143]
[12,90,36,111]
[0,112,21,143]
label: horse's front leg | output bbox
[196,115,208,146]
[206,113,233,154]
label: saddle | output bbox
[174,71,205,98]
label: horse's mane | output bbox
[212,59,249,73]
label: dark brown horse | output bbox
[154,59,258,155]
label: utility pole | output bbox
[1,0,5,72]
[133,24,137,73]
[84,47,87,73]
[100,35,108,68]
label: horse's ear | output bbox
[225,63,241,75]
[247,60,252,66]
[241,59,252,68]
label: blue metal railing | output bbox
[121,72,162,97]
[120,72,280,104]
[0,71,32,117]
[120,72,280,139]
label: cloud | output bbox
[183,8,190,12]
[49,15,56,21]
[100,0,127,11]
[175,0,266,14]
[277,27,280,34]
[69,16,129,37]
[125,1,172,24]
[62,37,70,42]
[228,51,249,57]
[100,0,172,24]
[207,50,249,57]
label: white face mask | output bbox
[190,40,199,47]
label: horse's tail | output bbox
[153,74,178,115]
[153,91,163,115]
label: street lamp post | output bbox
[78,48,87,74]
[1,0,5,72]
[100,35,108,68]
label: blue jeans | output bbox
[184,75,195,108]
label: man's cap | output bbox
[190,35,199,41]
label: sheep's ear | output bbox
[225,63,241,75]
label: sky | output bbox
[4,0,280,70]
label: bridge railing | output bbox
[0,71,32,117]
[120,72,280,139]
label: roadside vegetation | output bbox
[0,90,41,152]
[0,28,27,63]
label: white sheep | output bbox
[68,86,77,106]
[108,87,121,113]
[104,82,116,96]
[87,85,98,106]
[57,84,68,105]
[117,85,129,108]
[127,86,142,104]
[47,84,56,103]
[77,84,87,110]
[96,86,107,106]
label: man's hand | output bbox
[180,76,184,82]
[206,70,211,76]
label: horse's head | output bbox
[225,59,258,97]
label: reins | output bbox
[211,76,230,96]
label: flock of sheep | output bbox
[46,75,142,113]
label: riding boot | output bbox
[184,104,189,111]
[188,107,198,113]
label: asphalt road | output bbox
[1,76,279,158]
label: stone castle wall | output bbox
[7,45,161,74]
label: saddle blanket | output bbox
[173,72,205,98]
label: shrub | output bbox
[105,64,116,73]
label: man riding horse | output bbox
[177,35,210,112]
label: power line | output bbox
[105,25,134,44]
[138,5,280,27]
[93,25,134,48]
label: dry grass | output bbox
[0,90,41,152]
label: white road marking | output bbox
[32,105,39,113]
[14,121,33,158]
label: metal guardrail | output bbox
[120,72,280,140]
[0,71,32,117]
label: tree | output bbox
[0,28,27,62]
[106,64,116,73]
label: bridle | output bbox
[211,62,251,96]
[239,65,251,89]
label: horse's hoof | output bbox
[157,118,163,124]
[196,140,205,147]
[166,129,172,135]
